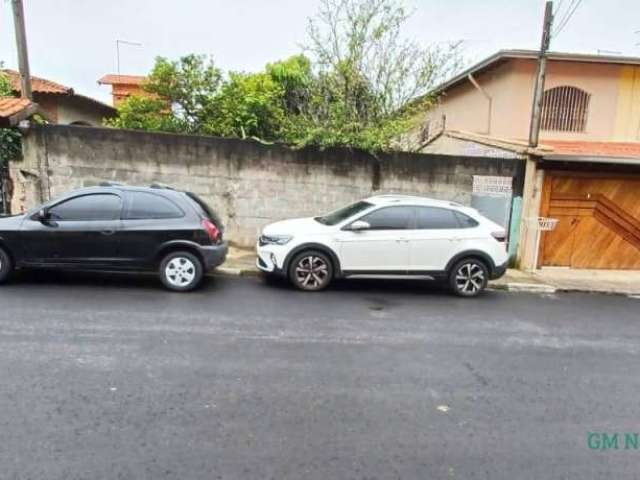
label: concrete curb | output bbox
[502,282,557,293]
[489,282,556,293]
[215,266,261,277]
[553,287,640,297]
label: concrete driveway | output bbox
[0,271,638,479]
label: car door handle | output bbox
[101,229,116,236]
[396,238,409,243]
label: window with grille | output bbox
[541,86,590,132]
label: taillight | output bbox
[491,231,506,243]
[202,218,220,243]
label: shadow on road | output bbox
[6,268,494,301]
[5,269,220,293]
[257,272,456,297]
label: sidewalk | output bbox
[217,245,259,276]
[219,246,640,296]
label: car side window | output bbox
[358,206,413,230]
[415,207,461,229]
[48,194,122,221]
[124,191,184,220]
[454,211,479,228]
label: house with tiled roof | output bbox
[3,69,115,126]
[97,74,147,107]
[415,50,640,271]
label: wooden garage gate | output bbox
[539,172,640,269]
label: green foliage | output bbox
[207,71,287,140]
[0,128,21,165]
[302,0,463,151]
[0,70,12,96]
[105,96,176,132]
[145,54,223,133]
[107,0,463,152]
[0,67,22,165]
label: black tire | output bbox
[448,258,489,297]
[0,247,13,284]
[159,251,204,292]
[288,250,333,292]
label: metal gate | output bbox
[470,175,513,227]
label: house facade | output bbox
[4,69,115,126]
[418,50,640,271]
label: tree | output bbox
[0,65,22,169]
[302,0,463,151]
[105,95,178,132]
[0,68,12,96]
[107,0,464,152]
[107,54,223,133]
[109,54,312,143]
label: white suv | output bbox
[256,195,508,297]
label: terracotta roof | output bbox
[3,69,71,95]
[541,140,640,160]
[0,96,41,126]
[2,69,116,114]
[97,74,146,85]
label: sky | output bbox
[1,0,639,105]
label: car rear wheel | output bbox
[288,251,333,291]
[0,247,13,284]
[449,258,489,297]
[159,251,203,292]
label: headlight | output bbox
[259,234,293,246]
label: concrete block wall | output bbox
[11,125,523,247]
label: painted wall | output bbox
[33,93,114,126]
[11,125,524,247]
[420,58,640,143]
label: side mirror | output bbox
[349,220,370,231]
[36,208,49,222]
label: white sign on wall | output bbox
[472,175,513,197]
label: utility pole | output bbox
[518,1,554,271]
[528,1,554,148]
[11,0,32,100]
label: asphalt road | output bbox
[0,270,639,479]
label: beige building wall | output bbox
[421,58,640,144]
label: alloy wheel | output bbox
[165,257,197,288]
[295,255,329,290]
[455,262,486,295]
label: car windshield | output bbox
[315,200,373,226]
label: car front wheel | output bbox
[288,251,333,291]
[449,258,489,297]
[159,251,204,292]
[0,247,13,284]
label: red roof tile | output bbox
[0,96,40,126]
[542,140,640,159]
[0,97,33,117]
[98,74,146,85]
[3,69,71,95]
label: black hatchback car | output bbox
[0,183,228,291]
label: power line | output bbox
[553,0,584,38]
[551,0,577,36]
